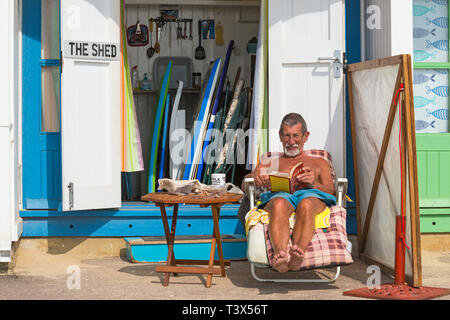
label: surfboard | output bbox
[148,61,172,193]
[169,81,184,179]
[176,67,213,180]
[202,108,224,184]
[159,93,171,180]
[183,58,222,180]
[170,109,186,179]
[196,41,234,181]
[215,79,245,173]
[190,58,222,180]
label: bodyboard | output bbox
[159,93,171,180]
[148,61,172,193]
[197,41,234,181]
[183,58,222,180]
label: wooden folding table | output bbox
[141,192,243,288]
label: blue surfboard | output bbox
[159,93,171,180]
[183,58,221,180]
[196,41,234,181]
[148,61,172,193]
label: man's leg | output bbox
[265,197,295,272]
[288,197,326,271]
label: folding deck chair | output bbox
[243,150,354,283]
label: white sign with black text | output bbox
[64,40,119,61]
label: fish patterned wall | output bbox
[413,0,449,133]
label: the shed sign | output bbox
[64,41,119,61]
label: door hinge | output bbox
[343,52,348,74]
[68,182,74,210]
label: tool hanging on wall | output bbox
[127,20,149,47]
[189,20,193,40]
[147,18,156,58]
[195,19,206,60]
[154,22,160,53]
[176,20,183,40]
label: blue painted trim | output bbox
[22,0,43,209]
[19,204,246,237]
[125,237,247,262]
[20,203,241,217]
[345,0,361,235]
[40,59,61,67]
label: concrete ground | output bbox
[1,237,449,300]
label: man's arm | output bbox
[313,159,335,195]
[241,157,273,190]
[296,159,335,195]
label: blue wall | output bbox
[345,0,361,235]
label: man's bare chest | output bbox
[275,157,317,174]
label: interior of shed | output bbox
[121,1,261,200]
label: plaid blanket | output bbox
[264,205,353,271]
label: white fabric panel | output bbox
[351,64,413,276]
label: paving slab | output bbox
[1,247,449,300]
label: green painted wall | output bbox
[416,134,450,233]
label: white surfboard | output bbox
[169,81,184,179]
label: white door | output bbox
[269,0,345,178]
[61,0,121,211]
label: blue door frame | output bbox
[22,0,62,210]
[344,0,361,234]
[21,0,360,236]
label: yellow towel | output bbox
[245,206,331,236]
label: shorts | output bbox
[258,188,336,210]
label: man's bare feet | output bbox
[272,251,289,273]
[288,245,304,271]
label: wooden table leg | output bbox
[159,203,179,286]
[206,237,217,288]
[168,204,179,272]
[212,204,226,277]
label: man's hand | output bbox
[254,173,270,189]
[296,167,315,187]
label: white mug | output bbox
[211,173,226,186]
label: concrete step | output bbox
[125,234,247,263]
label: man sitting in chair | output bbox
[243,113,336,272]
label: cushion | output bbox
[247,205,353,270]
[264,206,353,270]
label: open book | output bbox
[269,162,306,194]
